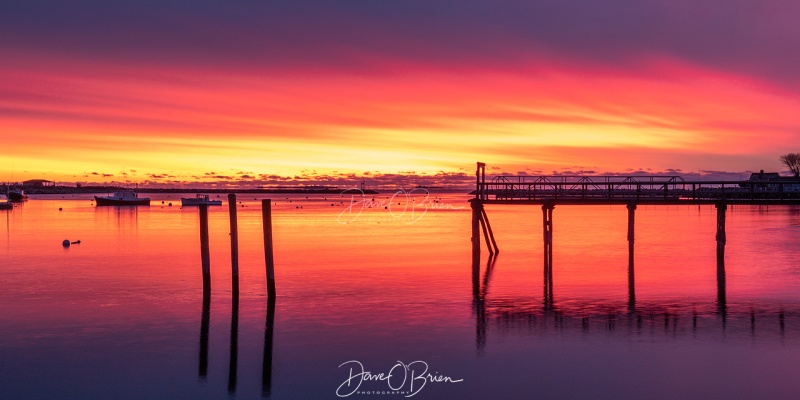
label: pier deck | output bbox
[469,162,800,309]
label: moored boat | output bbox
[94,190,150,206]
[7,187,28,202]
[181,194,222,206]
[0,197,12,210]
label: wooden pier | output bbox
[470,162,800,306]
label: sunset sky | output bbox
[2,1,799,187]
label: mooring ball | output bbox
[168,203,172,206]
[62,239,70,247]
[58,208,63,211]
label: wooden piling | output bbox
[262,199,276,301]
[716,202,727,317]
[480,207,499,255]
[542,201,554,308]
[471,199,481,298]
[478,210,494,256]
[715,202,727,261]
[199,204,211,287]
[626,202,636,311]
[228,194,239,282]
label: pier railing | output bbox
[473,163,800,203]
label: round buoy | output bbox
[161,201,165,204]
[58,208,63,211]
[62,239,70,247]
[384,206,388,209]
[168,203,172,206]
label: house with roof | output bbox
[746,170,800,192]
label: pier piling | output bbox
[715,202,728,318]
[471,199,481,298]
[262,199,276,301]
[480,208,499,255]
[627,202,636,310]
[228,194,239,286]
[715,202,727,261]
[199,204,211,288]
[542,201,555,308]
[478,208,494,256]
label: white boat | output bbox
[94,190,150,206]
[0,196,12,210]
[181,194,223,206]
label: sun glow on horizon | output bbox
[2,54,798,184]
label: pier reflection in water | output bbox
[473,253,797,352]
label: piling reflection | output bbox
[472,254,800,351]
[262,298,276,398]
[473,255,496,354]
[228,284,239,393]
[717,253,727,322]
[476,299,797,349]
[198,286,210,380]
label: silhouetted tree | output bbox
[780,153,800,177]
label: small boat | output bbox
[0,196,12,210]
[94,190,150,206]
[181,194,223,206]
[7,187,28,202]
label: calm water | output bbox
[2,193,800,399]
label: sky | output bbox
[2,0,799,187]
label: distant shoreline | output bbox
[5,186,379,195]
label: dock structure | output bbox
[470,162,800,306]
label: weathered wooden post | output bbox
[542,201,555,308]
[262,199,276,301]
[228,193,239,287]
[470,199,481,298]
[199,204,211,288]
[715,201,727,262]
[480,208,499,255]
[478,210,493,256]
[715,201,727,317]
[626,202,637,311]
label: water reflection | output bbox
[228,285,239,394]
[198,286,210,380]
[473,255,798,350]
[95,205,139,233]
[717,253,727,322]
[262,298,276,398]
[195,287,275,396]
[473,255,496,354]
